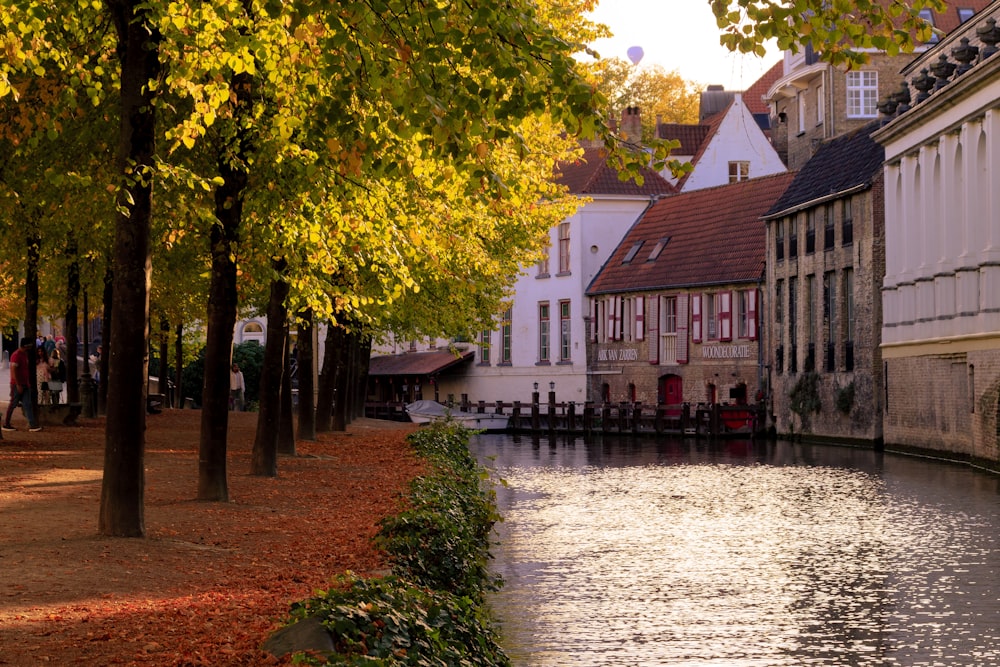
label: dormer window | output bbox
[918,8,939,42]
[648,237,671,261]
[622,241,643,264]
[958,8,975,23]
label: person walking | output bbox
[36,347,51,405]
[47,349,66,404]
[4,337,42,432]
[230,362,245,411]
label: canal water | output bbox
[470,434,1000,666]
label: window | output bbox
[538,302,550,363]
[728,161,750,183]
[662,296,677,333]
[500,308,512,364]
[806,209,817,254]
[478,329,491,365]
[775,280,783,324]
[789,216,798,258]
[824,204,835,250]
[648,237,670,261]
[788,277,798,373]
[775,220,784,262]
[805,274,815,371]
[622,241,643,264]
[537,247,549,277]
[738,290,750,338]
[844,268,855,372]
[846,71,878,118]
[824,271,836,372]
[958,8,975,23]
[560,300,571,362]
[705,293,717,340]
[797,92,805,133]
[918,8,939,42]
[816,81,825,125]
[558,222,570,274]
[842,198,854,246]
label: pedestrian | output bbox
[48,349,66,404]
[36,347,51,405]
[4,337,42,432]
[230,362,245,411]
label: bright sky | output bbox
[585,0,783,91]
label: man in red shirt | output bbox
[4,337,41,432]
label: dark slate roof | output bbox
[368,349,474,376]
[555,147,675,196]
[587,172,797,295]
[762,122,884,219]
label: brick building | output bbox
[873,1,1000,465]
[761,123,886,443]
[764,3,989,170]
[585,172,795,409]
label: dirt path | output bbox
[0,410,421,665]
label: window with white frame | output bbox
[705,293,718,340]
[662,295,677,334]
[846,71,878,118]
[478,329,491,365]
[797,92,805,133]
[537,247,549,277]
[538,302,550,363]
[500,308,512,364]
[728,161,750,183]
[558,222,570,274]
[816,81,825,125]
[559,300,571,362]
[738,290,750,338]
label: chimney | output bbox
[620,106,642,143]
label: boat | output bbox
[405,400,510,431]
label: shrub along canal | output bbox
[472,434,1000,666]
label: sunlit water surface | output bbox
[471,435,1000,666]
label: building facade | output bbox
[874,0,1000,464]
[762,124,886,443]
[586,172,795,409]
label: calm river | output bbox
[470,434,1000,666]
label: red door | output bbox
[659,374,683,406]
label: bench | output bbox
[37,403,84,426]
[147,393,165,414]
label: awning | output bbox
[368,349,474,377]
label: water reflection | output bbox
[473,434,1000,666]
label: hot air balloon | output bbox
[627,46,644,66]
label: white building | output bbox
[874,0,1000,463]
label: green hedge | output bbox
[285,422,509,666]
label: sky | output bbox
[585,0,783,91]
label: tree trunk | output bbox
[296,309,316,441]
[251,267,288,476]
[98,265,113,415]
[315,322,338,433]
[331,328,352,432]
[158,317,170,398]
[277,322,295,455]
[100,0,159,538]
[353,334,372,420]
[65,235,80,404]
[25,220,40,418]
[174,323,183,409]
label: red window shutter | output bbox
[647,296,658,364]
[720,291,733,342]
[636,296,645,342]
[691,294,702,343]
[677,293,689,364]
[748,289,758,341]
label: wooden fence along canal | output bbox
[366,396,766,438]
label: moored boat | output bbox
[405,400,510,431]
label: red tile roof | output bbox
[742,61,783,116]
[555,147,675,196]
[368,349,474,376]
[656,123,712,155]
[587,172,797,295]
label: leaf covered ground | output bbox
[0,409,422,665]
